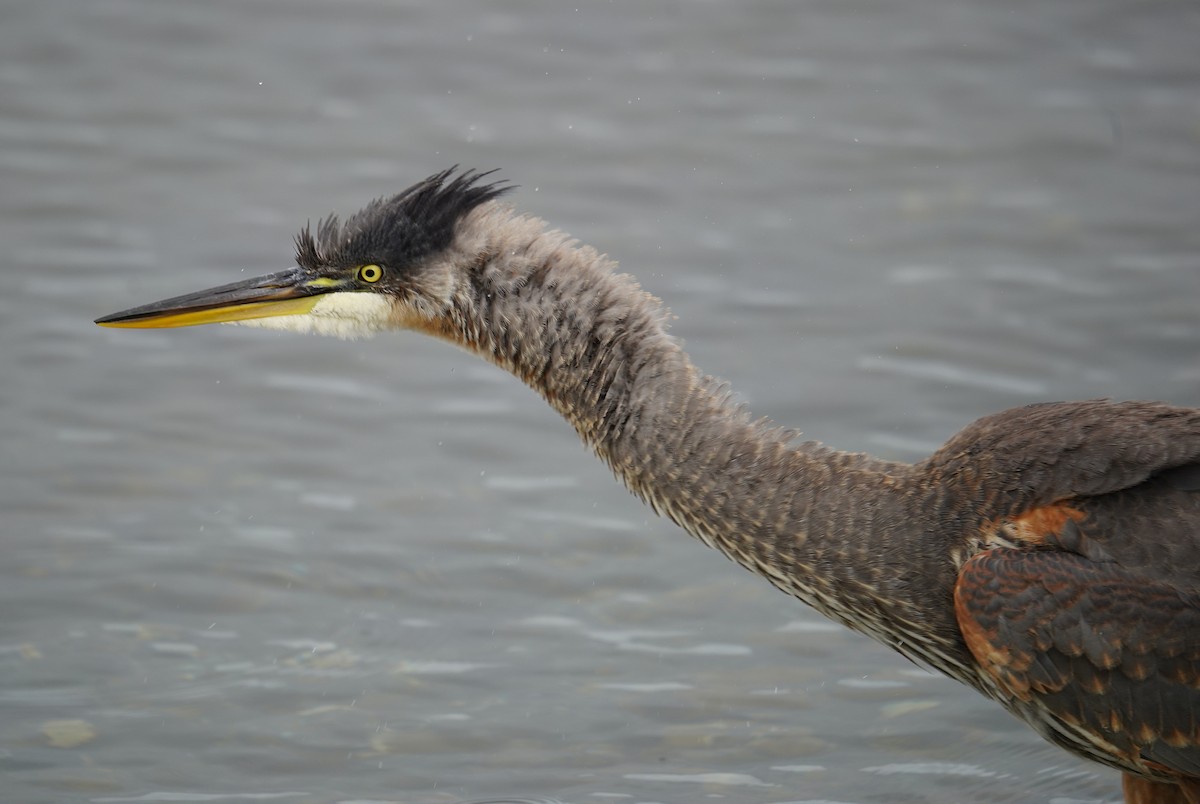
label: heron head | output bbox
[95,168,512,339]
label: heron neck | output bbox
[449,209,964,670]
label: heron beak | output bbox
[95,268,346,329]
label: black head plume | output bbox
[294,167,513,272]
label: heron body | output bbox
[97,169,1200,803]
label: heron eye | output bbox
[358,264,383,283]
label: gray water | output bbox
[2,2,1198,802]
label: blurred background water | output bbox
[1,1,1197,802]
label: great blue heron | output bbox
[97,168,1200,803]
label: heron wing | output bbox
[954,548,1200,778]
[926,400,1200,519]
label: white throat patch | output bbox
[231,292,395,339]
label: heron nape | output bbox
[97,168,1200,803]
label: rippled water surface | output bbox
[2,2,1198,802]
